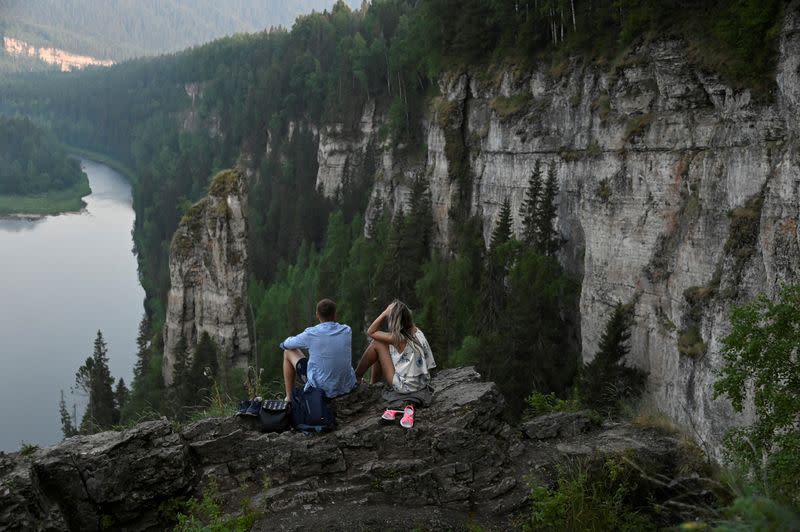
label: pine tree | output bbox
[114,378,129,421]
[171,336,193,410]
[535,162,560,254]
[75,331,116,434]
[132,314,150,382]
[490,197,513,252]
[521,160,543,246]
[58,389,77,439]
[579,303,648,414]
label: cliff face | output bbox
[162,169,251,385]
[311,8,800,455]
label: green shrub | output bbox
[527,391,581,416]
[713,285,800,508]
[526,457,656,532]
[174,478,261,532]
[490,94,532,120]
[715,495,800,532]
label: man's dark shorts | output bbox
[295,357,308,379]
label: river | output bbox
[0,159,144,452]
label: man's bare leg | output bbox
[283,348,304,400]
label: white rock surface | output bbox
[162,170,251,385]
[311,7,800,456]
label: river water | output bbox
[0,159,143,452]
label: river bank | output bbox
[0,173,91,217]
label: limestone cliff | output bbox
[162,169,251,385]
[309,6,800,456]
[0,368,715,531]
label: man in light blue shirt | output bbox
[280,298,357,400]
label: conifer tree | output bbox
[579,303,648,414]
[521,160,543,246]
[114,378,129,419]
[481,198,515,333]
[58,389,77,439]
[171,336,193,410]
[490,197,513,252]
[75,331,116,434]
[132,314,150,382]
[535,162,560,254]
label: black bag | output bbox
[258,399,292,433]
[290,386,336,433]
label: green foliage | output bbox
[449,336,481,367]
[713,285,800,507]
[0,176,91,216]
[526,457,656,532]
[579,303,648,415]
[533,162,560,255]
[0,0,349,61]
[521,160,543,246]
[490,94,532,120]
[74,331,119,434]
[208,169,239,198]
[489,198,513,252]
[526,391,581,417]
[715,494,800,531]
[0,116,86,198]
[58,389,78,439]
[18,442,39,457]
[174,478,261,532]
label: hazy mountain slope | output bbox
[0,0,359,60]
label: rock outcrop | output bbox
[309,4,800,457]
[162,169,251,385]
[0,368,715,531]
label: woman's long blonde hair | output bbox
[387,300,420,349]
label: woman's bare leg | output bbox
[356,341,395,386]
[355,342,378,383]
[371,340,395,386]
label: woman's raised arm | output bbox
[367,303,394,344]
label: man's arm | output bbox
[280,329,311,351]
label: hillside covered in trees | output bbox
[0,0,358,62]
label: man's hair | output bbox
[316,298,337,321]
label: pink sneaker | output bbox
[400,404,415,429]
[380,409,402,424]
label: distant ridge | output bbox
[0,0,360,62]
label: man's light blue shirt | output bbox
[280,321,356,398]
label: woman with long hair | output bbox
[355,300,436,427]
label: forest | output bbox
[0,116,85,196]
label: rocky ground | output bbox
[0,367,718,531]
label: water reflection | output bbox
[0,159,143,451]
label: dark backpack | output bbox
[258,399,292,433]
[290,386,336,432]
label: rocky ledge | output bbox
[0,368,716,531]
